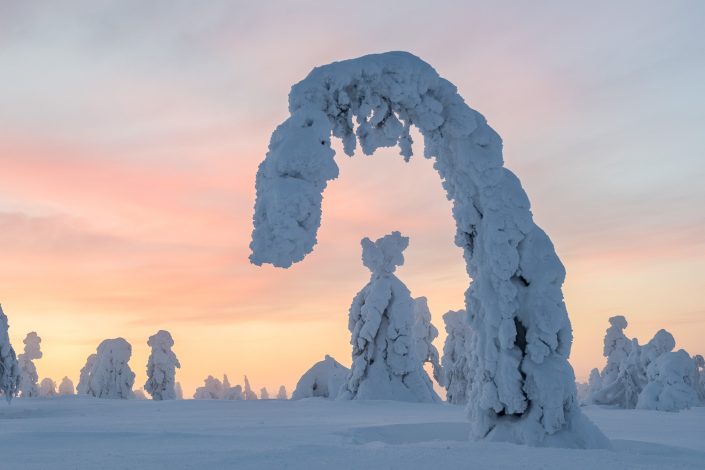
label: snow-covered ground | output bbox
[1,397,703,469]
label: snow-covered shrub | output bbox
[18,332,42,398]
[194,375,224,399]
[248,52,606,447]
[276,385,287,400]
[58,376,74,395]
[292,355,349,400]
[441,309,474,405]
[0,304,20,402]
[38,378,56,397]
[144,330,180,401]
[413,297,443,386]
[637,350,700,412]
[76,353,97,395]
[260,387,269,399]
[85,338,135,399]
[243,376,258,400]
[338,232,440,402]
[175,382,184,400]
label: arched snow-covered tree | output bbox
[292,355,348,400]
[442,310,474,405]
[413,297,443,387]
[243,376,258,400]
[76,353,97,395]
[58,376,75,395]
[85,338,135,399]
[144,330,180,401]
[276,385,288,400]
[248,52,607,447]
[18,332,42,398]
[38,377,57,397]
[637,350,700,412]
[0,304,20,402]
[338,232,440,402]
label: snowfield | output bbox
[1,397,703,469]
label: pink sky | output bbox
[1,2,703,396]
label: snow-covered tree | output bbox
[441,309,474,405]
[248,52,607,447]
[292,355,349,400]
[76,353,97,395]
[58,376,74,395]
[85,338,135,399]
[144,330,180,401]
[243,376,258,400]
[412,297,443,386]
[584,368,602,404]
[600,316,632,386]
[224,384,244,400]
[174,381,184,400]
[0,304,20,402]
[637,350,700,412]
[276,385,287,400]
[38,377,57,397]
[132,389,148,400]
[193,375,224,399]
[338,233,440,402]
[260,387,269,400]
[18,332,42,398]
[693,355,705,403]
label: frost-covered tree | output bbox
[76,353,97,395]
[18,332,42,398]
[441,309,474,405]
[0,304,20,402]
[85,338,135,399]
[175,381,184,400]
[276,385,288,400]
[38,377,57,397]
[243,376,258,400]
[144,330,180,401]
[58,376,74,395]
[292,355,349,400]
[260,387,269,400]
[338,233,440,402]
[248,52,607,447]
[413,297,443,386]
[637,350,700,412]
[194,375,224,399]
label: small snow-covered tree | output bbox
[224,384,244,400]
[412,297,443,386]
[441,309,474,405]
[38,377,57,397]
[175,382,184,400]
[637,350,700,412]
[144,330,180,401]
[76,353,97,395]
[58,376,74,395]
[18,332,42,398]
[339,232,440,402]
[194,375,224,399]
[260,387,269,400]
[0,304,20,402]
[85,338,135,399]
[584,368,602,404]
[601,316,632,385]
[276,385,287,400]
[133,389,148,400]
[693,355,705,403]
[292,355,349,400]
[243,376,258,400]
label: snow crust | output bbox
[85,338,135,399]
[144,330,180,401]
[0,304,20,402]
[441,309,474,405]
[18,332,42,398]
[249,52,601,447]
[292,355,348,400]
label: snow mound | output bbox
[292,355,349,400]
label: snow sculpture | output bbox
[58,376,75,395]
[276,385,288,400]
[38,377,57,397]
[442,309,474,405]
[76,353,97,395]
[249,52,607,447]
[413,297,444,386]
[18,332,42,398]
[243,376,258,400]
[260,387,270,399]
[0,304,20,402]
[292,355,349,400]
[194,375,224,399]
[636,350,700,412]
[85,338,135,399]
[338,232,440,402]
[144,330,181,400]
[175,382,184,400]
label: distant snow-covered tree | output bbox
[76,353,97,395]
[441,309,474,405]
[243,376,258,400]
[144,330,180,401]
[132,389,148,400]
[58,376,75,395]
[584,368,602,404]
[193,375,224,400]
[0,304,20,402]
[174,381,184,400]
[292,355,349,400]
[260,387,269,400]
[18,332,42,398]
[693,355,705,403]
[85,338,135,399]
[38,377,57,397]
[224,384,244,400]
[339,232,440,402]
[412,297,443,386]
[600,316,632,386]
[276,385,287,400]
[637,350,700,412]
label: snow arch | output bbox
[249,52,607,448]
